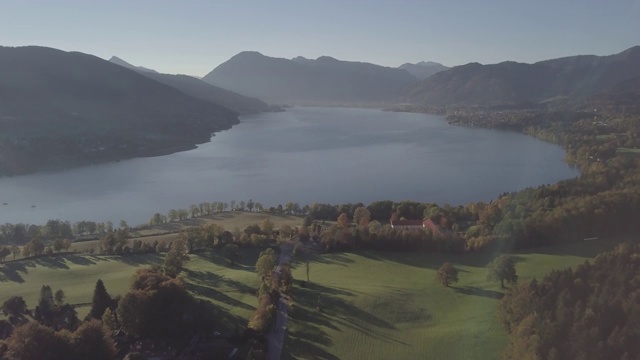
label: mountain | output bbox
[108,55,158,73]
[581,76,640,113]
[0,46,238,175]
[109,56,273,114]
[202,51,419,106]
[405,46,640,105]
[398,61,449,80]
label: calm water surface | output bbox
[0,107,578,225]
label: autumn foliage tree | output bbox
[499,243,640,360]
[435,262,459,287]
[487,255,518,288]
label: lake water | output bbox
[0,107,578,226]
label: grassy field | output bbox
[0,247,264,334]
[69,211,303,253]
[283,240,620,360]
[617,147,640,156]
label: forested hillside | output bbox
[498,243,640,359]
[405,46,640,105]
[109,56,274,114]
[0,46,239,175]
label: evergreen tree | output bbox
[88,279,112,320]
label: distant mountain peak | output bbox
[398,61,449,80]
[203,52,419,105]
[108,56,157,73]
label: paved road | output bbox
[266,243,293,360]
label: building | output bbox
[390,218,439,235]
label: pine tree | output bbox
[88,279,112,320]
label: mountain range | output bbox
[398,61,449,80]
[405,46,640,105]
[0,46,238,175]
[108,56,274,114]
[2,44,639,175]
[202,51,420,106]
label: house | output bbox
[390,218,440,235]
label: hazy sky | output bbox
[1,0,639,76]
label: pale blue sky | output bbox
[1,0,638,76]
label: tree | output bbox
[285,202,295,214]
[62,239,72,252]
[101,307,118,331]
[256,248,277,278]
[164,239,190,276]
[487,255,518,288]
[72,319,117,360]
[53,239,64,253]
[260,218,274,237]
[1,296,27,322]
[353,207,371,227]
[0,247,10,263]
[337,213,349,228]
[247,199,255,212]
[435,262,459,287]
[34,285,55,325]
[54,289,66,306]
[88,279,112,320]
[11,245,19,260]
[4,322,73,360]
[223,244,241,266]
[119,220,128,229]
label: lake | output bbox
[0,107,578,226]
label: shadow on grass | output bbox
[346,250,498,270]
[516,239,623,258]
[283,335,340,360]
[186,282,255,311]
[34,256,70,269]
[116,253,164,266]
[183,268,255,295]
[197,249,261,272]
[286,282,410,359]
[0,261,29,283]
[452,286,504,299]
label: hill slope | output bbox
[109,56,273,114]
[108,55,158,73]
[0,46,239,175]
[398,61,449,80]
[202,52,419,106]
[406,46,640,105]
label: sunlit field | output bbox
[0,248,265,334]
[283,240,619,360]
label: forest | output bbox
[498,242,640,360]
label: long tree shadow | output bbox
[64,254,100,266]
[283,335,340,360]
[117,253,165,266]
[183,268,255,295]
[186,282,256,311]
[452,286,505,299]
[34,256,70,269]
[0,261,28,283]
[196,248,263,272]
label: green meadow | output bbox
[0,248,265,334]
[283,240,619,360]
[0,237,620,359]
